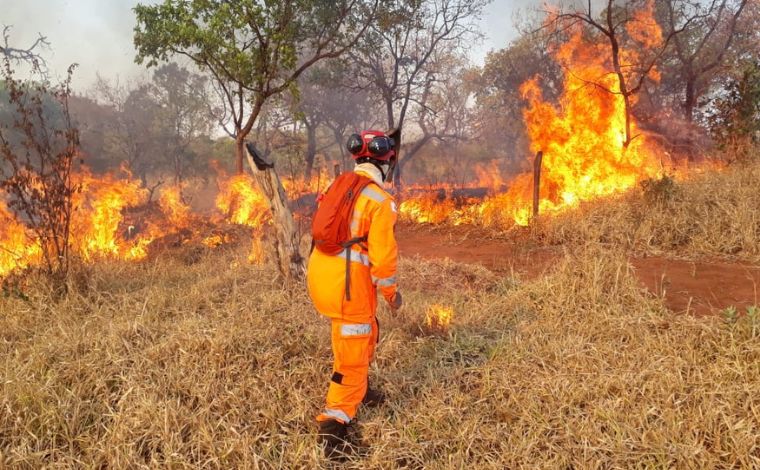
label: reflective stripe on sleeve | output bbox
[350,216,360,234]
[322,408,352,424]
[361,186,387,204]
[340,323,372,336]
[336,249,370,267]
[372,275,397,287]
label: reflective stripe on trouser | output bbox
[317,318,379,424]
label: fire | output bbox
[425,304,453,331]
[400,3,669,228]
[0,197,42,277]
[400,194,458,225]
[158,184,192,230]
[71,170,152,261]
[216,174,269,228]
[215,174,269,263]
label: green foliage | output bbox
[134,0,372,173]
[708,61,760,159]
[133,0,366,98]
[722,305,739,324]
[722,305,760,340]
[640,174,678,205]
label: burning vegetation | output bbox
[1,0,759,467]
[400,1,697,228]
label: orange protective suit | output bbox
[307,163,398,424]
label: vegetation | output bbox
[0,57,79,281]
[535,162,760,262]
[2,0,760,466]
[1,161,760,466]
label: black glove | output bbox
[388,291,403,311]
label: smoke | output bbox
[2,0,151,91]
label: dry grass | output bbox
[1,160,759,467]
[1,241,758,468]
[534,161,760,262]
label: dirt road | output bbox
[398,224,760,316]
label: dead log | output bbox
[244,142,306,280]
[532,151,543,219]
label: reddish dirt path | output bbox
[398,224,760,316]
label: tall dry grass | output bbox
[534,161,760,262]
[1,239,758,467]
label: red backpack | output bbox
[311,172,373,300]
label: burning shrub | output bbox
[0,57,79,282]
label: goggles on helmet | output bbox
[346,131,396,160]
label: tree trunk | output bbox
[235,135,245,174]
[243,147,306,280]
[684,76,697,123]
[304,123,317,181]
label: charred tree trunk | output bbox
[532,151,543,219]
[684,76,697,123]
[244,143,306,280]
[304,122,317,181]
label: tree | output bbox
[92,76,161,184]
[150,63,213,185]
[664,0,751,122]
[472,32,562,171]
[547,0,697,147]
[134,0,377,174]
[134,0,377,280]
[707,60,760,160]
[0,25,48,69]
[292,63,381,179]
[397,51,473,177]
[349,0,487,184]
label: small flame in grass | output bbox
[426,304,453,332]
[247,232,265,264]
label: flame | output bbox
[400,3,668,227]
[425,304,453,331]
[216,174,269,228]
[71,169,152,261]
[215,174,269,263]
[158,184,192,230]
[0,196,42,277]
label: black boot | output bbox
[362,386,386,407]
[317,419,352,460]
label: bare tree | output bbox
[350,0,487,184]
[547,0,700,147]
[0,25,49,70]
[398,51,473,176]
[92,76,159,184]
[665,0,750,122]
[150,63,213,185]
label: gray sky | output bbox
[1,0,546,92]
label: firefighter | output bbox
[307,129,402,458]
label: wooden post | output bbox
[244,142,306,280]
[532,151,543,219]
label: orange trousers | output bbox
[316,318,379,424]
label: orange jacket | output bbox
[307,165,398,323]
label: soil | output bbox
[398,223,760,316]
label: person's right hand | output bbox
[388,291,403,311]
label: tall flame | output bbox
[0,197,42,277]
[71,170,150,261]
[215,174,269,263]
[401,2,668,227]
